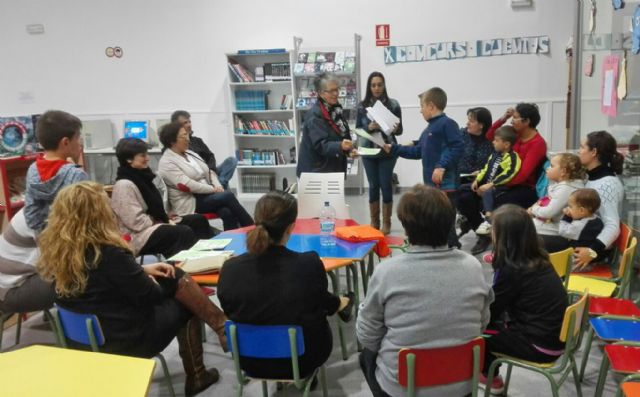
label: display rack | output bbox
[292,34,364,194]
[0,152,41,229]
[226,50,297,198]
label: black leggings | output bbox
[195,191,254,230]
[457,184,538,230]
[178,214,217,239]
[140,224,197,259]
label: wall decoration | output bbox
[613,0,624,10]
[601,55,619,117]
[633,5,640,54]
[617,51,627,100]
[584,54,594,76]
[383,35,550,64]
[105,47,114,57]
[114,47,123,58]
[376,24,390,47]
[0,116,38,156]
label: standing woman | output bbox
[296,72,356,177]
[573,130,624,270]
[111,138,216,259]
[356,72,403,234]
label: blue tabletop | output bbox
[215,232,375,260]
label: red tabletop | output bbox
[226,218,358,234]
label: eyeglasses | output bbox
[323,88,339,95]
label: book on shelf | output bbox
[235,90,268,111]
[254,66,265,82]
[306,52,317,63]
[293,50,354,75]
[241,173,276,194]
[228,63,254,82]
[236,148,289,166]
[237,48,286,55]
[280,94,293,110]
[264,62,291,81]
[234,116,293,136]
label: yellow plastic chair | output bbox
[549,248,574,290]
[484,293,589,397]
[569,238,637,298]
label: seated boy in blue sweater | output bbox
[24,110,89,232]
[383,87,464,247]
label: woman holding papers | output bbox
[356,72,402,234]
[38,182,228,396]
[111,138,216,259]
[218,191,354,380]
[296,72,357,176]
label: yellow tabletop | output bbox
[0,345,156,396]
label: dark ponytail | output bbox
[586,130,624,175]
[245,191,298,256]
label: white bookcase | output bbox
[226,50,298,199]
[291,34,364,194]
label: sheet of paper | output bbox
[602,70,614,106]
[353,128,386,148]
[366,100,400,135]
[190,239,232,251]
[357,147,381,156]
[168,249,233,262]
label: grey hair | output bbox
[314,72,339,93]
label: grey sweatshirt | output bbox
[24,162,88,232]
[356,245,493,397]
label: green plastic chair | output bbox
[226,321,328,397]
[484,293,589,397]
[52,305,175,397]
[0,309,54,351]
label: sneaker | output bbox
[476,220,492,235]
[471,235,492,255]
[478,374,505,395]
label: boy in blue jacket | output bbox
[384,87,464,247]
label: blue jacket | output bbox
[392,113,463,190]
[296,101,350,177]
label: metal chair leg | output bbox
[261,380,268,397]
[579,327,594,382]
[321,365,328,397]
[156,353,176,397]
[570,356,583,397]
[503,363,513,395]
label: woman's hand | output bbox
[382,144,392,153]
[502,107,515,121]
[143,263,176,279]
[213,186,224,193]
[431,168,445,185]
[368,121,380,131]
[349,149,359,158]
[526,206,534,215]
[338,296,350,311]
[572,247,594,270]
[341,139,354,152]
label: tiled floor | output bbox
[2,192,634,396]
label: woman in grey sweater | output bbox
[357,185,493,397]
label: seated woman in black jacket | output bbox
[37,181,228,396]
[218,191,352,379]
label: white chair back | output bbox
[297,172,350,219]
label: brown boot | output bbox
[175,274,229,352]
[369,201,381,230]
[382,202,393,235]
[177,317,220,396]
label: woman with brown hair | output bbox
[218,191,353,379]
[37,181,227,396]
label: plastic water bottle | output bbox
[320,201,336,247]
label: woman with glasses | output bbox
[356,72,403,234]
[296,72,357,177]
[457,103,548,255]
[157,122,254,231]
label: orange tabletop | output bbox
[622,382,640,397]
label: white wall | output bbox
[0,0,575,187]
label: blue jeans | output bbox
[216,157,238,190]
[194,190,254,230]
[481,186,496,214]
[362,156,397,203]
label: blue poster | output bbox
[633,5,640,54]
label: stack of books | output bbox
[236,149,287,166]
[234,117,294,136]
[264,62,291,81]
[228,63,254,82]
[293,51,356,75]
[235,90,269,111]
[241,173,276,193]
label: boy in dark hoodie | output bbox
[24,110,88,232]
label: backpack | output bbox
[536,158,551,198]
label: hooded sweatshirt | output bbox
[24,157,88,232]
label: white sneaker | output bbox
[476,220,492,235]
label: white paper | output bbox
[191,239,232,251]
[353,128,386,148]
[602,70,614,106]
[366,100,400,135]
[357,147,381,156]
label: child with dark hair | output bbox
[473,126,521,235]
[559,188,605,268]
[480,204,567,395]
[24,110,89,232]
[218,191,352,380]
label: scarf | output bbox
[318,98,349,136]
[116,166,169,223]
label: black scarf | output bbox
[587,164,615,181]
[116,166,169,223]
[319,98,349,136]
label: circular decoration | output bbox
[612,0,623,9]
[114,47,123,58]
[0,121,28,153]
[105,47,114,57]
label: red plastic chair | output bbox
[398,337,484,397]
[589,297,640,318]
[176,183,219,220]
[594,343,640,397]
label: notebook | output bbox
[168,250,233,274]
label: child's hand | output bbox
[477,183,493,195]
[431,168,445,185]
[471,181,478,192]
[562,207,572,217]
[382,143,392,153]
[527,206,534,215]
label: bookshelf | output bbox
[226,50,298,198]
[292,34,364,194]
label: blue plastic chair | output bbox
[225,321,328,397]
[53,305,176,397]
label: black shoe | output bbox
[457,219,472,238]
[338,292,355,322]
[471,235,492,256]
